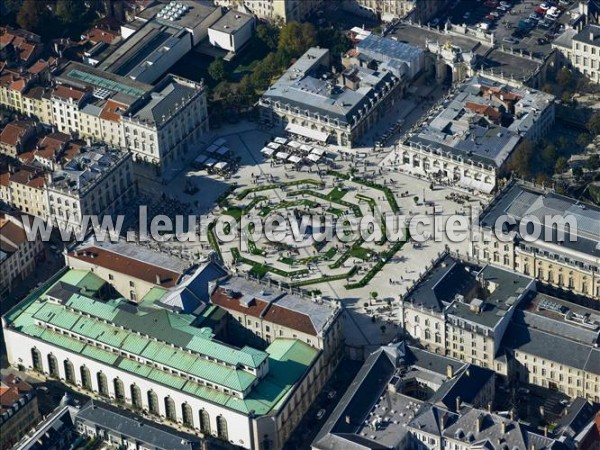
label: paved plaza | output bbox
[147,115,486,352]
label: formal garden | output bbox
[208,171,409,291]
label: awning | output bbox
[288,140,301,149]
[306,153,321,162]
[215,161,228,170]
[261,147,275,156]
[206,144,220,154]
[275,152,289,160]
[205,158,217,167]
[300,144,312,152]
[267,142,281,150]
[458,177,494,194]
[215,146,229,155]
[311,148,325,156]
[213,138,226,146]
[274,137,288,144]
[194,155,208,164]
[288,155,302,163]
[285,123,329,143]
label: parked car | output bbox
[316,409,326,420]
[503,37,519,44]
[327,390,337,400]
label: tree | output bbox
[587,112,600,135]
[540,143,557,173]
[508,139,534,178]
[577,133,591,148]
[572,166,584,180]
[256,23,279,51]
[17,0,46,33]
[55,0,86,24]
[555,157,569,174]
[278,21,317,58]
[557,67,572,87]
[208,59,227,82]
[586,154,600,171]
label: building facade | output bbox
[0,374,41,450]
[473,181,600,300]
[45,144,134,234]
[393,76,555,194]
[553,24,600,84]
[3,268,341,450]
[259,47,406,148]
[0,213,44,296]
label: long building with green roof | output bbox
[3,268,331,450]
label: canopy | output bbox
[194,155,208,164]
[275,152,289,160]
[267,142,281,150]
[300,144,312,153]
[205,158,217,167]
[214,161,228,170]
[261,147,275,156]
[288,155,302,163]
[213,138,226,146]
[311,148,325,156]
[286,123,329,142]
[274,137,288,144]
[206,144,220,154]
[215,146,229,155]
[288,140,301,149]
[306,153,321,162]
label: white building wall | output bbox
[5,328,254,448]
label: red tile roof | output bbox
[52,84,86,102]
[68,246,183,288]
[465,102,502,122]
[0,219,27,247]
[99,99,127,122]
[87,27,120,44]
[211,287,319,335]
[0,121,34,147]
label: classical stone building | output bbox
[473,181,600,300]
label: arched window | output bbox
[148,390,159,415]
[182,403,194,428]
[64,360,75,384]
[217,415,228,441]
[113,378,125,403]
[199,409,211,434]
[31,348,43,372]
[164,396,177,422]
[48,354,59,377]
[97,372,109,397]
[131,384,142,409]
[80,366,92,390]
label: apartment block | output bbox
[0,374,41,450]
[0,213,44,296]
[44,144,134,234]
[553,24,600,83]
[231,0,323,23]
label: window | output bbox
[109,274,114,281]
[216,416,228,440]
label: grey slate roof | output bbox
[479,182,600,258]
[76,400,202,450]
[555,398,598,439]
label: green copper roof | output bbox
[5,269,318,416]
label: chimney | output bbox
[501,421,506,434]
[476,414,483,433]
[345,415,351,424]
[591,31,595,41]
[446,364,454,378]
[456,396,461,412]
[544,426,548,437]
[441,412,448,430]
[155,274,161,284]
[487,402,491,413]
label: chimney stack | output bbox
[456,396,461,412]
[155,274,161,284]
[501,421,506,434]
[446,364,454,378]
[476,414,483,433]
[345,415,351,424]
